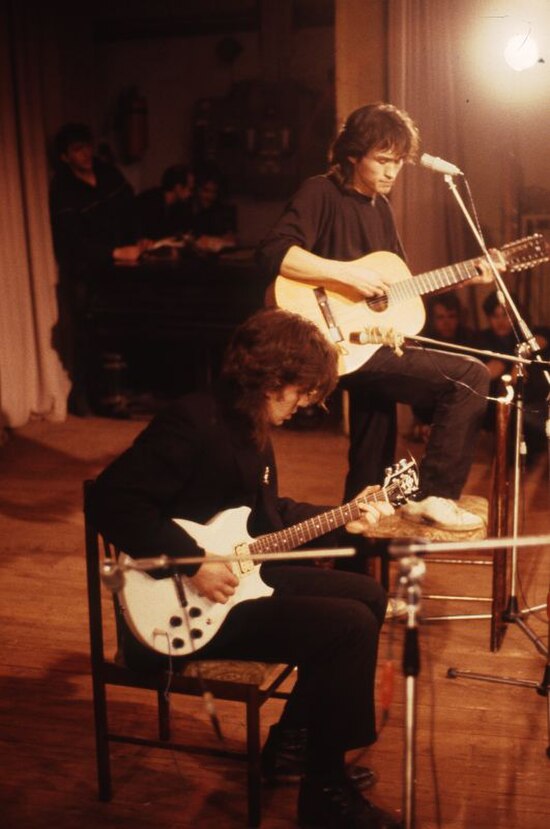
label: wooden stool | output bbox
[364,495,494,625]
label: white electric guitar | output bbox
[115,458,419,656]
[273,234,548,375]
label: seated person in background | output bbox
[410,293,477,441]
[421,293,476,348]
[49,122,150,416]
[136,163,195,242]
[475,290,549,459]
[87,308,400,829]
[189,161,238,253]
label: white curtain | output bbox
[386,0,550,329]
[387,0,474,276]
[0,1,69,433]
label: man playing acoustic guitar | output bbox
[88,308,411,829]
[258,102,493,532]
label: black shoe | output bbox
[261,725,377,789]
[261,724,307,783]
[298,773,402,829]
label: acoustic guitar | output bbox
[273,234,548,375]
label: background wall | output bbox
[42,0,550,301]
[48,0,340,247]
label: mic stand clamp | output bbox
[398,555,426,829]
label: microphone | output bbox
[420,153,463,177]
[100,561,125,592]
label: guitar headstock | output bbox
[501,233,549,273]
[383,458,419,507]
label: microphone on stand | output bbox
[420,153,463,177]
[100,561,125,592]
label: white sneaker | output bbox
[400,496,484,532]
[385,598,408,619]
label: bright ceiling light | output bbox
[504,32,540,71]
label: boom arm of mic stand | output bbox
[101,547,356,577]
[403,334,550,369]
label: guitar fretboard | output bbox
[387,258,480,304]
[249,487,396,556]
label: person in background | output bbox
[421,293,476,348]
[87,308,400,829]
[189,161,238,253]
[136,163,195,241]
[475,290,549,460]
[257,102,492,535]
[49,122,149,416]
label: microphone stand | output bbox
[397,554,426,829]
[438,173,550,737]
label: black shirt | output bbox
[257,174,405,280]
[49,158,139,280]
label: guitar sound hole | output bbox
[172,638,185,649]
[189,606,202,618]
[169,616,183,627]
[365,294,388,312]
[190,629,203,639]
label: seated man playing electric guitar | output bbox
[88,308,413,829]
[257,102,496,533]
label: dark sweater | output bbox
[49,158,139,279]
[256,174,404,280]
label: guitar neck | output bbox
[390,257,481,303]
[250,486,396,557]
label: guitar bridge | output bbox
[314,288,345,345]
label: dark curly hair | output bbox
[329,102,420,189]
[53,122,93,159]
[221,308,338,446]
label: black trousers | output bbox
[342,345,489,500]
[122,566,386,755]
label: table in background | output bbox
[90,248,267,404]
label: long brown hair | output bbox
[329,102,420,189]
[220,309,338,446]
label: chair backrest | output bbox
[84,479,109,672]
[84,479,162,671]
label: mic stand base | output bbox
[447,661,550,760]
[502,596,548,657]
[447,585,550,758]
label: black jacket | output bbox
[87,391,333,575]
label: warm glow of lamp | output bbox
[504,32,539,71]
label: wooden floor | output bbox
[0,410,549,828]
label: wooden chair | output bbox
[84,481,294,827]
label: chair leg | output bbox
[245,690,262,827]
[157,689,171,741]
[91,675,112,801]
